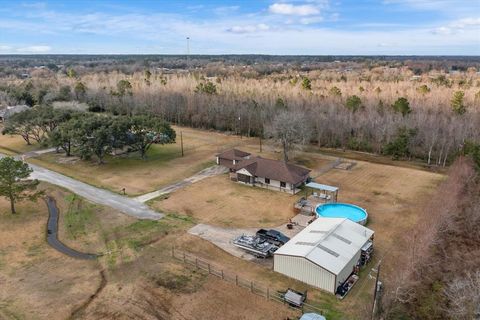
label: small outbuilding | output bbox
[216,148,251,170]
[274,217,374,294]
[0,105,29,122]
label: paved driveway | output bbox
[0,153,163,220]
[134,165,228,203]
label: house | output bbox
[233,156,310,194]
[0,105,29,122]
[274,217,374,294]
[216,149,251,171]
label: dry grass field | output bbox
[0,125,41,155]
[0,183,296,320]
[0,185,101,320]
[152,175,298,228]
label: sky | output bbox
[0,0,479,55]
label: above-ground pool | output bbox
[315,203,368,225]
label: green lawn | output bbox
[29,143,215,195]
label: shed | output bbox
[216,148,251,170]
[274,217,374,294]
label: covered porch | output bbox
[294,182,339,215]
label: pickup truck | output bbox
[256,229,290,246]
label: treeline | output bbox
[1,66,479,166]
[381,157,480,319]
[2,106,176,163]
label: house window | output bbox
[265,178,270,184]
[280,181,286,188]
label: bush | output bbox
[392,97,411,116]
[345,95,362,112]
[451,90,466,115]
[195,81,217,94]
[383,127,416,160]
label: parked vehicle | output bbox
[256,229,290,246]
[233,234,278,258]
[283,288,307,308]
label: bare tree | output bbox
[443,271,480,320]
[267,111,311,162]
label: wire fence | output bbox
[171,247,326,316]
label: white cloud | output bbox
[17,45,51,53]
[0,45,12,51]
[431,27,453,35]
[431,17,480,35]
[0,2,478,55]
[227,24,270,34]
[268,3,320,16]
[451,17,480,28]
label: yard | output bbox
[1,124,447,319]
[27,126,264,195]
[151,175,298,228]
[150,152,445,319]
[0,124,41,155]
[0,183,296,320]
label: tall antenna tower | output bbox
[186,36,190,70]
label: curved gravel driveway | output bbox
[0,153,163,220]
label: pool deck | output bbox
[294,194,333,215]
[294,197,368,225]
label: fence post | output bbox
[183,252,186,263]
[267,288,269,300]
[235,275,238,286]
[221,270,224,279]
[195,258,198,269]
[250,281,254,292]
[208,263,211,274]
[171,246,174,257]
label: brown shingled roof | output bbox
[235,156,310,185]
[216,148,251,161]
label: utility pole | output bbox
[371,261,382,320]
[180,131,184,157]
[259,136,262,153]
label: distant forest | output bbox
[1,55,479,167]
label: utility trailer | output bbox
[282,288,307,308]
[233,234,278,258]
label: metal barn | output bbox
[273,217,374,294]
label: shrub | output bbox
[345,95,362,112]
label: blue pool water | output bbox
[315,203,368,225]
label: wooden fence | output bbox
[171,247,326,315]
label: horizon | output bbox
[0,53,479,57]
[0,0,479,55]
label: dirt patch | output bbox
[70,270,107,319]
[0,191,102,320]
[80,265,298,320]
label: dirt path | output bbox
[69,270,107,319]
[134,165,228,203]
[45,196,98,260]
